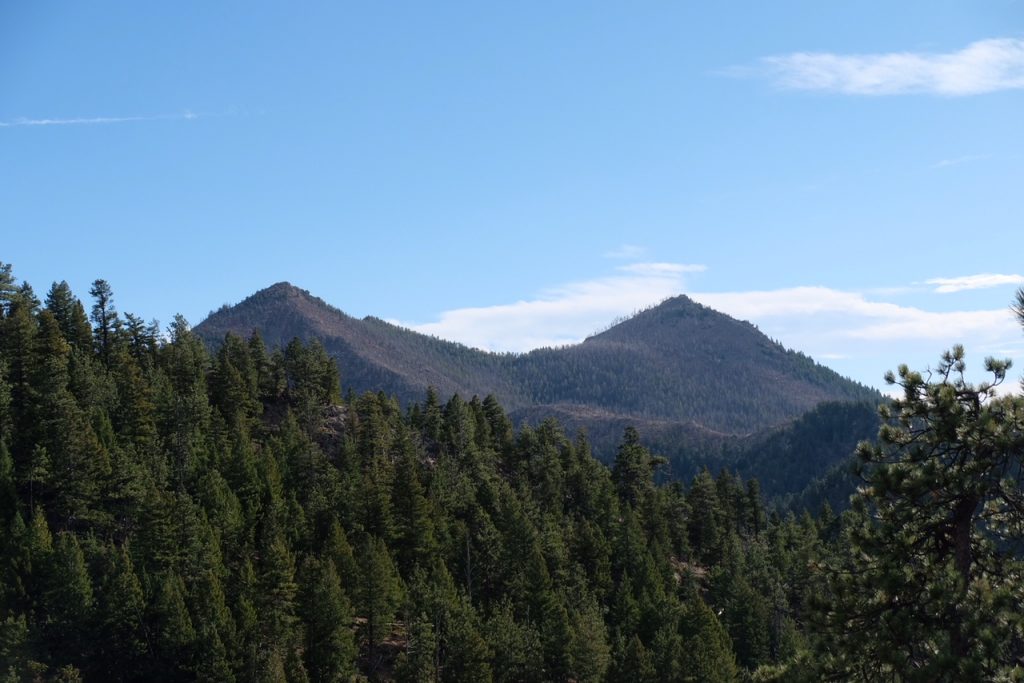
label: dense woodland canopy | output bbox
[1,264,1023,681]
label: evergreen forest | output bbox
[2,264,1023,682]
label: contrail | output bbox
[0,110,201,128]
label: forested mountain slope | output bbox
[5,266,1021,680]
[0,267,828,681]
[727,400,882,508]
[196,283,879,454]
[197,282,528,410]
[516,295,876,431]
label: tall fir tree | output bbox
[298,556,356,683]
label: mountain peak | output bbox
[656,293,701,309]
[196,283,877,446]
[239,281,345,315]
[258,281,308,298]
[198,281,358,350]
[585,293,719,345]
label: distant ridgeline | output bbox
[196,282,882,503]
[5,266,1021,680]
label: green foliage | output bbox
[88,279,117,367]
[355,535,403,663]
[568,596,611,682]
[298,556,356,682]
[815,346,1024,681]
[151,570,197,678]
[483,599,543,683]
[681,597,740,682]
[611,426,660,507]
[195,281,879,474]
[1,267,890,681]
[688,469,723,564]
[608,634,656,683]
[44,533,94,667]
[728,399,882,508]
[93,544,147,679]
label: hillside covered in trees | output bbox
[196,283,878,435]
[0,268,831,681]
[3,265,1023,681]
[196,282,880,492]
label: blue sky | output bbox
[3,2,1023,392]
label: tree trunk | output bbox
[949,495,978,659]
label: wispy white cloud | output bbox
[925,273,1024,293]
[931,154,991,169]
[694,287,888,319]
[408,262,704,351]
[604,244,648,259]
[411,274,1017,352]
[0,110,202,128]
[692,286,1017,342]
[845,309,1014,342]
[756,38,1024,96]
[406,266,1022,391]
[692,285,1022,390]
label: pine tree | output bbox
[816,347,1024,680]
[401,560,492,682]
[484,599,543,683]
[190,566,239,683]
[607,634,656,683]
[233,557,261,681]
[355,535,402,667]
[247,331,285,405]
[211,333,262,428]
[1,287,39,465]
[0,613,30,680]
[681,596,739,683]
[611,426,661,508]
[568,597,611,683]
[443,594,493,682]
[392,446,438,575]
[481,394,513,455]
[395,613,439,683]
[44,533,95,668]
[1,513,30,615]
[687,468,723,565]
[723,576,771,670]
[44,281,92,350]
[92,544,147,679]
[34,310,112,526]
[255,533,300,671]
[415,387,444,457]
[0,442,17,527]
[26,506,53,589]
[151,570,197,679]
[123,312,158,369]
[89,279,118,366]
[442,394,477,459]
[282,338,339,437]
[298,556,356,683]
[157,315,212,486]
[651,620,687,682]
[0,262,18,314]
